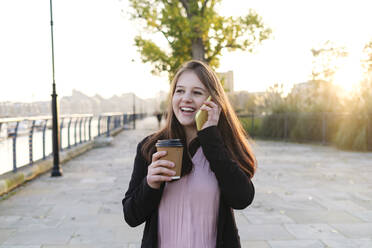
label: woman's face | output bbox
[172,70,209,128]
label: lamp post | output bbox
[49,0,62,177]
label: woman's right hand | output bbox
[147,151,176,189]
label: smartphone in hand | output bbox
[195,96,212,131]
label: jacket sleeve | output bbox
[122,138,163,227]
[197,126,255,210]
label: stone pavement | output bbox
[1,116,372,248]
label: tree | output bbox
[360,39,372,114]
[308,41,348,112]
[311,41,348,83]
[262,83,287,114]
[362,39,372,73]
[129,0,271,78]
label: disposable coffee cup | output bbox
[155,139,183,180]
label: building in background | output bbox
[0,90,168,118]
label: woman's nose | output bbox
[181,92,193,102]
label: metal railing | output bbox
[0,113,145,174]
[238,112,372,150]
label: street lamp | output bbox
[49,0,62,177]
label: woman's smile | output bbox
[179,106,196,116]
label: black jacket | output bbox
[122,126,255,248]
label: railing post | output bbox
[83,117,87,142]
[107,116,111,137]
[67,118,72,149]
[59,118,64,150]
[367,114,372,151]
[89,117,93,141]
[74,118,78,146]
[322,112,327,145]
[284,114,289,141]
[29,120,36,165]
[98,116,102,136]
[250,113,255,138]
[79,118,83,144]
[124,114,128,125]
[133,113,136,130]
[12,121,20,172]
[42,120,48,159]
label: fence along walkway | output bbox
[1,117,372,247]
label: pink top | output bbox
[158,147,220,248]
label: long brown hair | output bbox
[141,60,257,178]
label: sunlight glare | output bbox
[333,55,364,92]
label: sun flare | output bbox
[333,56,364,92]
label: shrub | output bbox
[333,115,367,151]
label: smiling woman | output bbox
[122,60,257,248]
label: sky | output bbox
[0,0,372,102]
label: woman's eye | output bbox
[194,91,202,95]
[176,89,184,93]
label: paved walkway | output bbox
[1,117,372,248]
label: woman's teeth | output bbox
[180,107,195,112]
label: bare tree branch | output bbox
[200,0,210,16]
[154,25,173,47]
[206,42,222,63]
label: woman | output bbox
[122,60,256,248]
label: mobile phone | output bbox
[195,96,212,131]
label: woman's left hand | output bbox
[199,99,221,129]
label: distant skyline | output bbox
[1,0,372,102]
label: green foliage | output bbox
[239,116,261,137]
[129,0,271,78]
[333,116,367,151]
[289,114,324,142]
[259,114,283,138]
